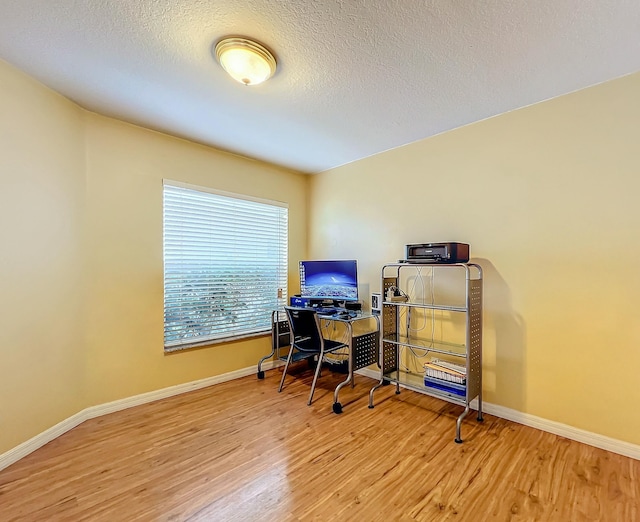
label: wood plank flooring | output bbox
[1,366,639,521]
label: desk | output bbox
[258,309,380,413]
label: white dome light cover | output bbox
[214,37,277,86]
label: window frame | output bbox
[162,180,288,351]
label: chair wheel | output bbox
[257,370,265,380]
[332,402,343,414]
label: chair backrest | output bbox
[284,306,323,352]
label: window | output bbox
[163,181,288,351]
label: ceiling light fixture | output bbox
[214,37,277,86]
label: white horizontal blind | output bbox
[163,181,288,350]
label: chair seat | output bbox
[289,350,316,363]
[295,337,346,353]
[321,338,348,352]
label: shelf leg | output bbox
[455,405,470,444]
[477,395,484,422]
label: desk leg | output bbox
[368,314,384,408]
[332,322,354,414]
[258,310,279,379]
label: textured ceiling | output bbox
[1,1,639,173]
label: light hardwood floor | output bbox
[1,366,639,521]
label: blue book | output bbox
[423,376,466,397]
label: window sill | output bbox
[164,329,271,353]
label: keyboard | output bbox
[315,307,339,315]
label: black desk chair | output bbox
[279,306,348,405]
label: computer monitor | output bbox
[299,260,358,302]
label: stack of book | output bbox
[423,359,466,397]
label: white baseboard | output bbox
[356,368,640,461]
[0,360,282,472]
[85,360,282,420]
[2,361,638,472]
[0,411,88,473]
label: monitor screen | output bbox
[299,260,358,302]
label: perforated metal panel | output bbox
[276,319,290,335]
[466,279,482,400]
[382,341,398,373]
[273,319,290,359]
[382,277,397,337]
[383,277,396,296]
[353,331,379,371]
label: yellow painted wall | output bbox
[2,49,639,456]
[83,113,308,406]
[0,60,86,453]
[309,72,640,445]
[0,58,308,453]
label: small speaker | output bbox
[290,295,311,307]
[345,301,362,311]
[371,293,382,314]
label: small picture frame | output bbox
[371,292,382,314]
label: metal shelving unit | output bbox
[368,262,483,442]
